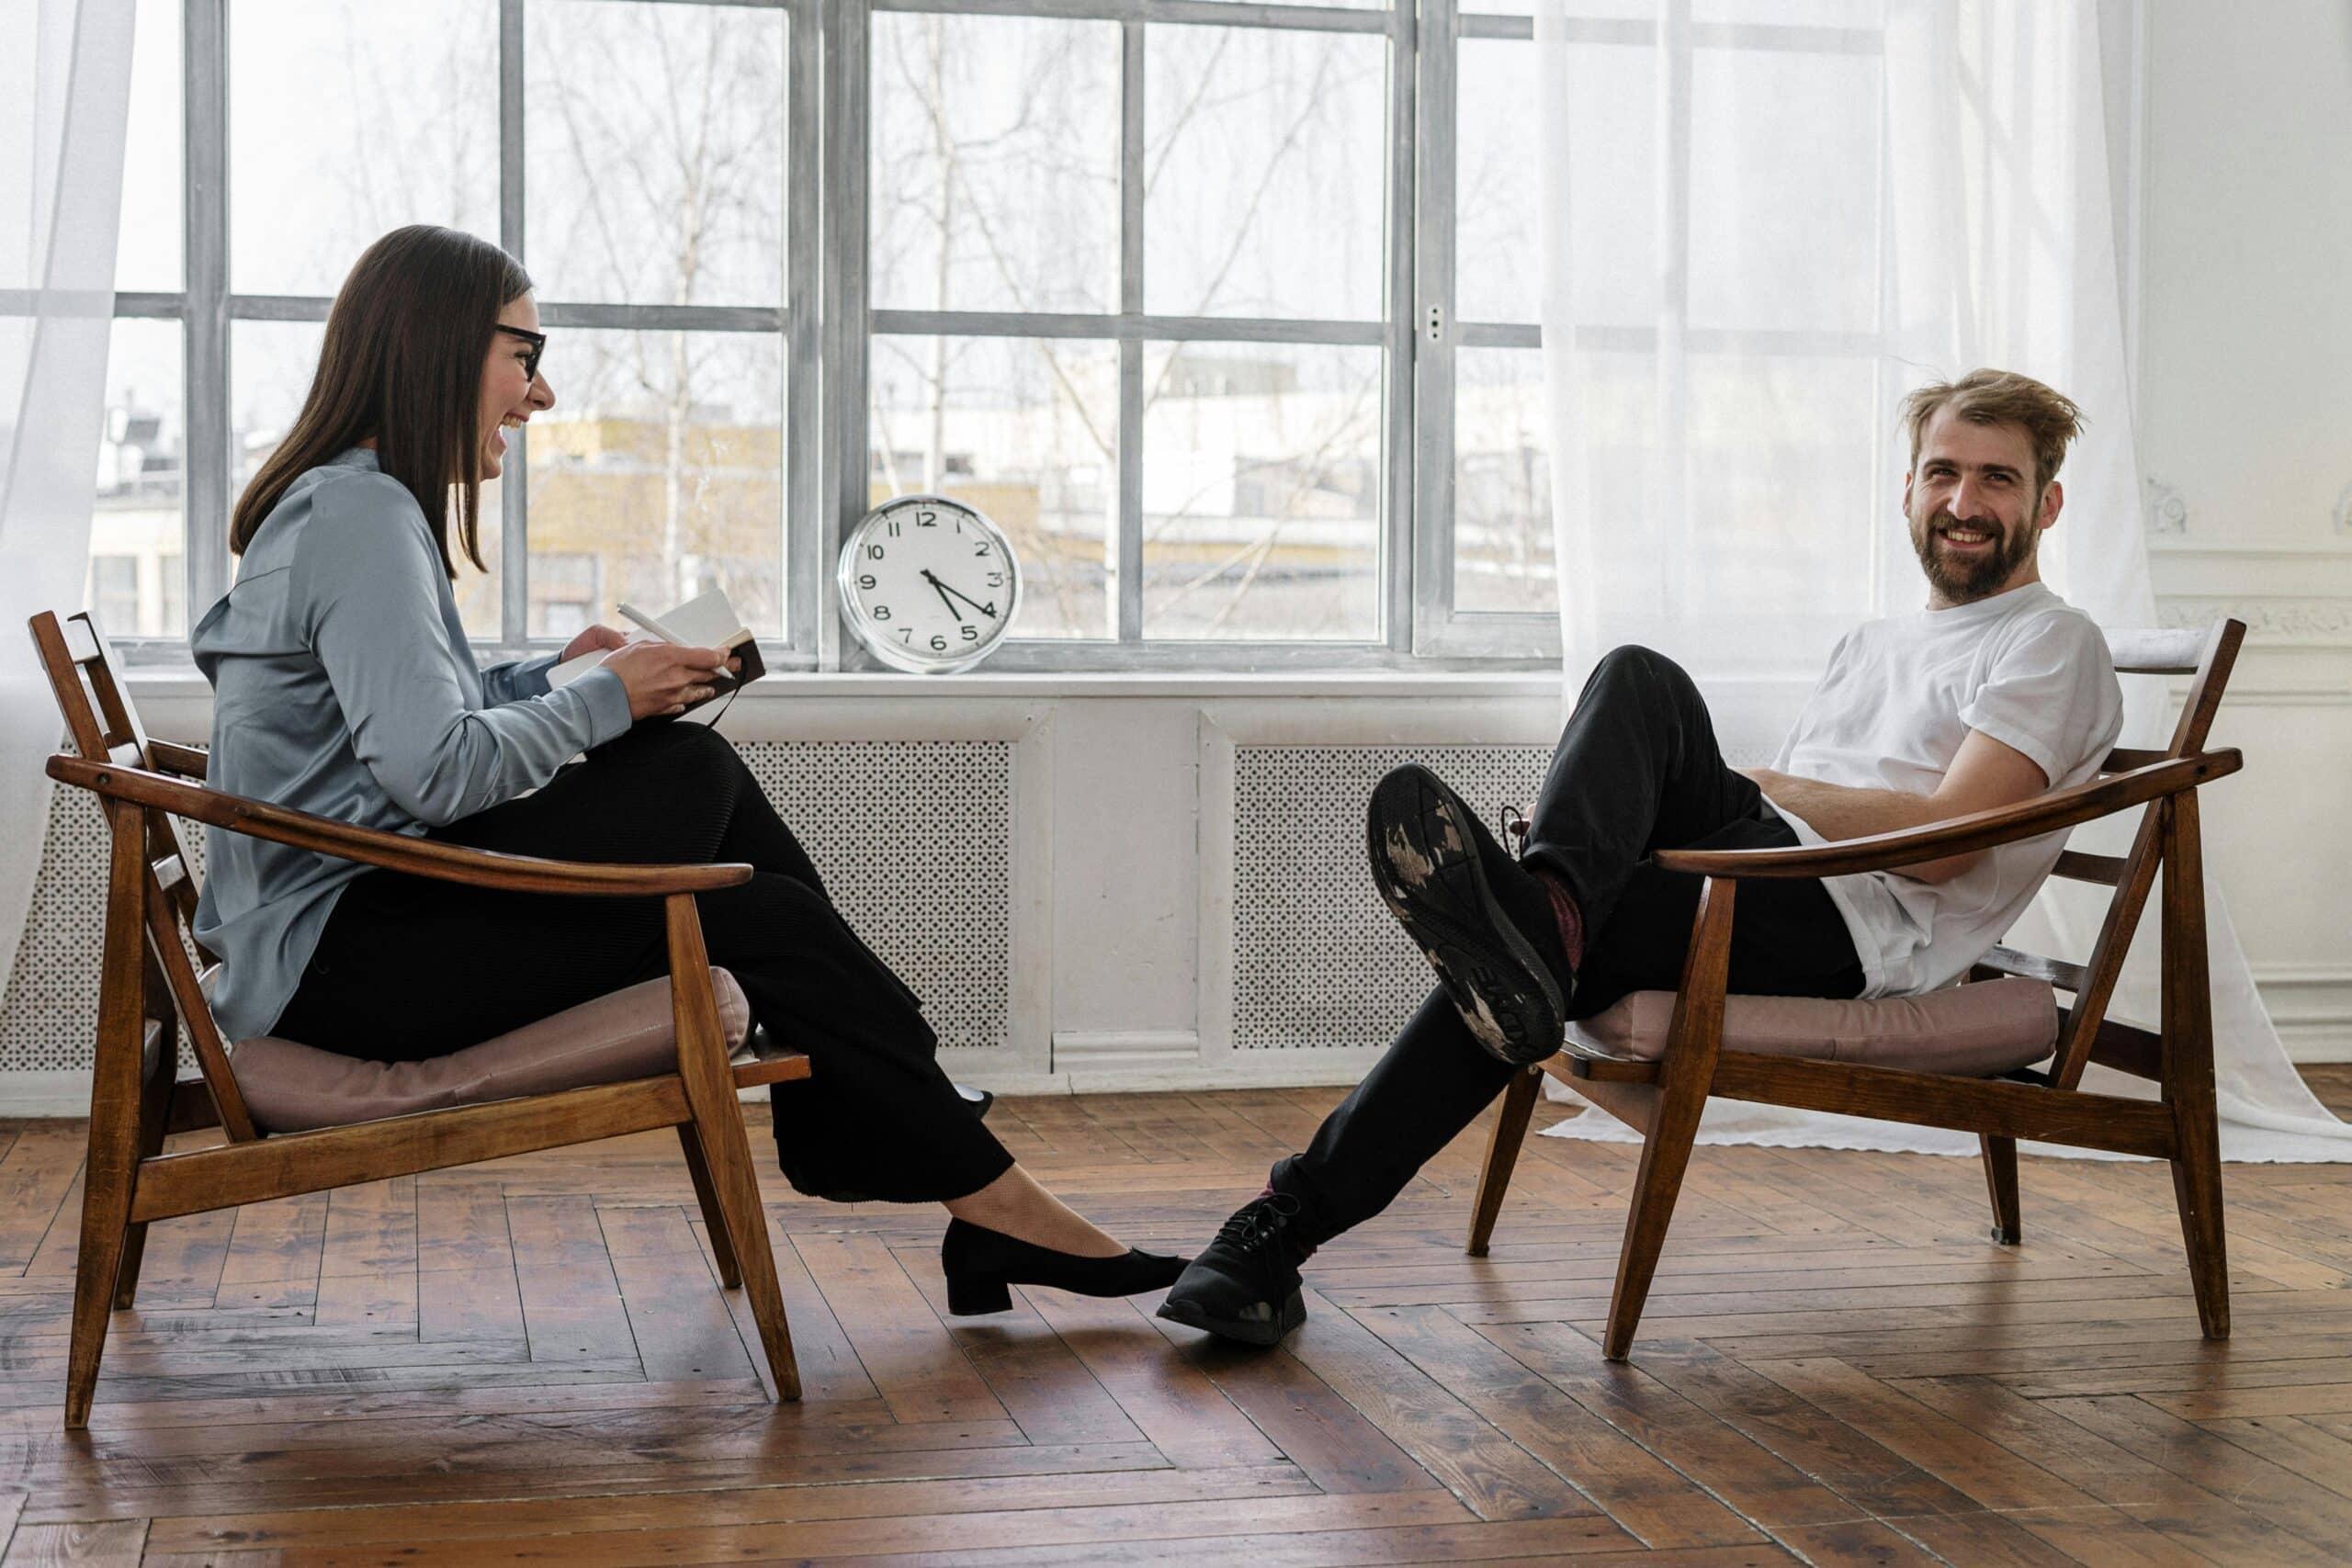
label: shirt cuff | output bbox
[575,666,634,747]
[510,650,563,699]
[1960,710,2064,788]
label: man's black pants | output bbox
[1270,645,1867,1246]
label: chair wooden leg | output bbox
[66,1142,136,1428]
[1979,1134,2021,1245]
[677,1122,743,1289]
[1602,875,1736,1362]
[2159,795,2228,1340]
[1466,1067,1542,1257]
[681,1088,800,1400]
[2170,1097,2229,1340]
[1601,1060,1708,1360]
[112,1021,180,1310]
[72,804,149,1428]
[667,899,802,1400]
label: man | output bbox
[1159,368,2126,1346]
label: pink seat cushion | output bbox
[232,970,754,1134]
[1566,976,2058,1077]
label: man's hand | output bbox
[559,624,629,664]
[1744,732,2051,884]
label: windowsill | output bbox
[121,664,1574,702]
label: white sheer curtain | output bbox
[0,0,137,1006]
[1534,0,2350,1159]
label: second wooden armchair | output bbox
[1468,620,2248,1361]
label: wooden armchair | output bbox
[1467,620,2247,1360]
[28,610,811,1427]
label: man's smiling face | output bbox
[1903,407,2059,607]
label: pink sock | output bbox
[1531,868,1586,974]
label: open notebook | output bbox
[548,588,766,715]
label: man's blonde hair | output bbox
[1901,369,2085,499]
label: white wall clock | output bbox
[839,494,1022,673]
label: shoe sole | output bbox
[1156,1289,1307,1347]
[1366,764,1566,1066]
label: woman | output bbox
[191,224,1179,1311]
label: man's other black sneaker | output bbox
[1156,1193,1311,1346]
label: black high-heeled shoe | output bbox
[940,1218,1188,1315]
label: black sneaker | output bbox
[1367,763,1572,1066]
[1155,1194,1310,1346]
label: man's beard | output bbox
[1910,506,2035,603]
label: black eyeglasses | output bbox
[493,323,547,383]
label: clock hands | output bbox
[918,568,998,620]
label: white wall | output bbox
[2134,0,2352,1059]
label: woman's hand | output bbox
[559,624,629,664]
[604,640,741,719]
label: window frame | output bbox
[838,0,1424,671]
[113,0,820,670]
[100,0,1891,674]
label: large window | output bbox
[100,0,812,654]
[96,0,1892,671]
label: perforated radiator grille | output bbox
[1231,746,1554,1052]
[0,740,1014,1073]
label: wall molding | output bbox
[2156,597,2352,647]
[1049,1030,1201,1074]
[2146,540,2352,558]
[0,1071,102,1119]
[2251,964,2352,1065]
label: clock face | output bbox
[839,496,1022,673]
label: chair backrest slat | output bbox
[57,614,103,664]
[2052,850,2126,886]
[1977,944,2086,993]
[28,610,259,1141]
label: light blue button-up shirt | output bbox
[190,448,633,1042]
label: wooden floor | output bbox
[3,1070,2350,1566]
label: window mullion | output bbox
[786,0,823,657]
[1657,0,1692,615]
[185,0,231,622]
[821,1,871,669]
[1116,19,1145,643]
[1410,0,1453,653]
[1385,3,1417,655]
[499,0,529,655]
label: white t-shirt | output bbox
[1763,582,2124,998]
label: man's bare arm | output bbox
[1742,730,2052,885]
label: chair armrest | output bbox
[1654,751,2241,880]
[48,755,752,897]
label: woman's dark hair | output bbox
[230,224,532,576]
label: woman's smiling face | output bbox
[479,295,553,480]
